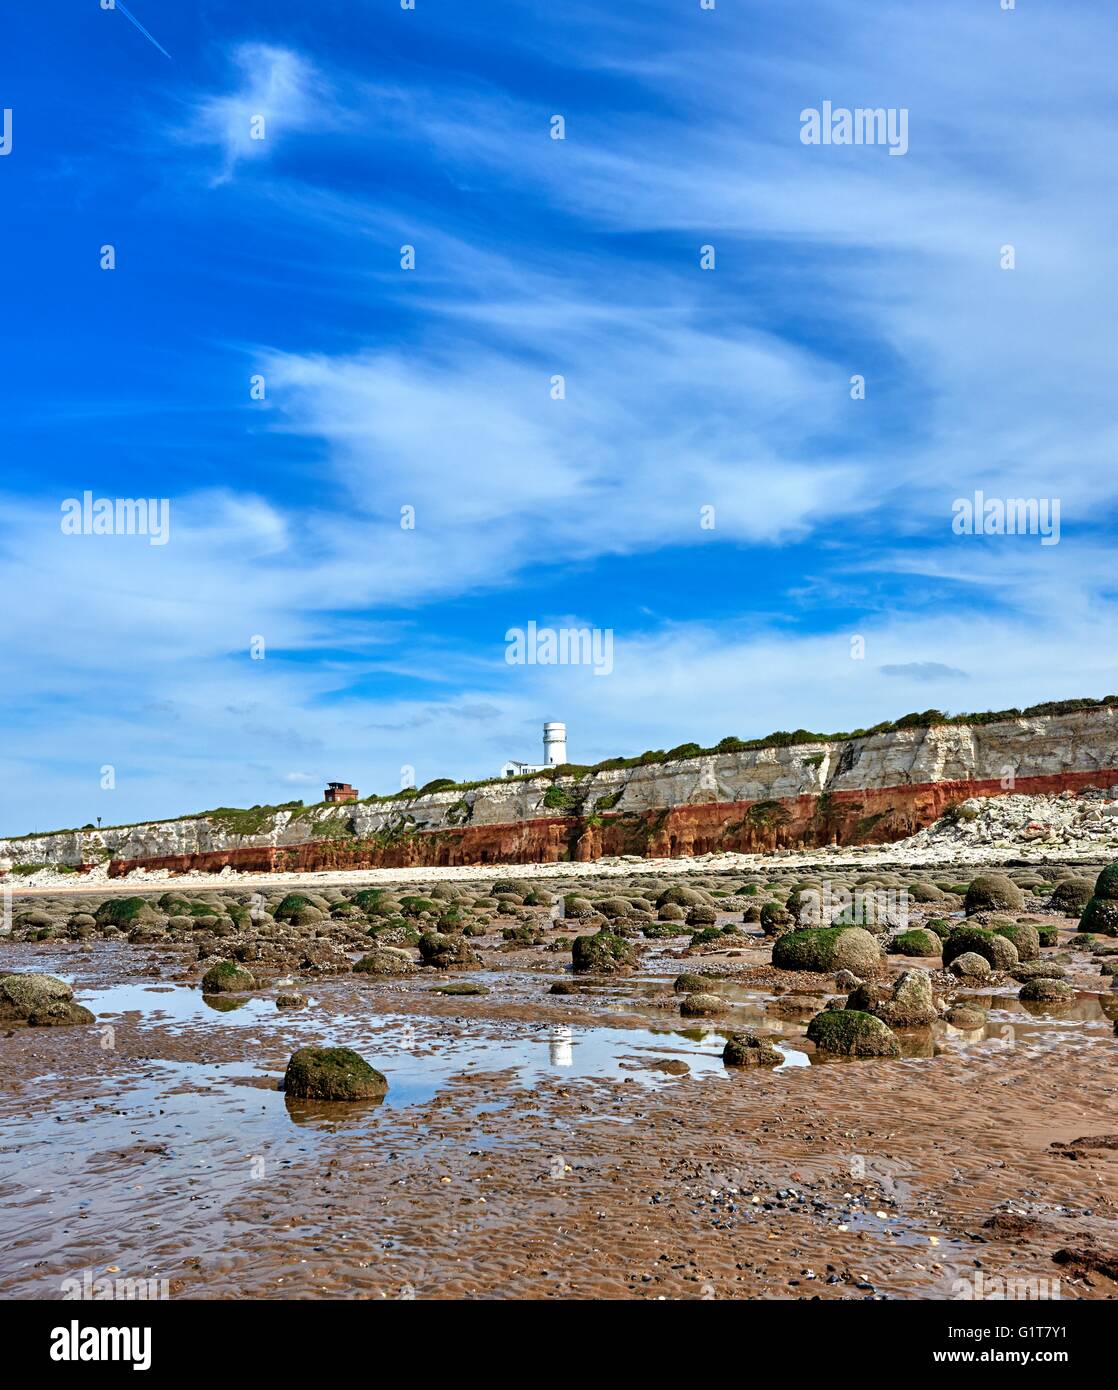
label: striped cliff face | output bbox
[4,708,1118,875]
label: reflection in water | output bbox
[549,1025,573,1068]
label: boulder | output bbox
[571,929,637,975]
[806,1009,900,1058]
[417,932,481,970]
[1019,978,1075,1003]
[945,1005,987,1028]
[772,926,881,976]
[943,926,1018,971]
[992,922,1040,962]
[888,928,941,957]
[282,1047,388,1101]
[964,874,1025,916]
[949,951,992,979]
[0,973,95,1026]
[201,960,256,993]
[354,947,417,977]
[679,992,726,1018]
[722,1032,782,1067]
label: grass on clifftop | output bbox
[6,694,1118,842]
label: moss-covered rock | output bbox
[760,902,794,935]
[201,960,256,993]
[0,973,95,1026]
[1037,924,1060,948]
[1092,863,1118,901]
[93,895,155,927]
[722,1031,782,1067]
[1050,878,1094,915]
[673,972,709,993]
[282,1047,387,1101]
[354,947,417,976]
[949,950,992,978]
[888,928,941,957]
[806,1009,900,1058]
[657,902,686,922]
[772,926,881,976]
[417,932,481,970]
[1019,978,1075,1003]
[1011,961,1066,982]
[964,874,1025,916]
[943,926,1019,971]
[656,885,706,909]
[679,992,726,1017]
[571,929,637,975]
[992,922,1040,962]
[686,904,718,927]
[1078,896,1118,937]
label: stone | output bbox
[772,926,881,976]
[945,1005,987,1028]
[964,874,1025,916]
[679,992,727,1017]
[806,1009,901,1058]
[571,929,637,975]
[0,974,95,1026]
[354,947,417,976]
[201,960,256,993]
[888,927,941,957]
[1019,978,1075,1003]
[282,1047,388,1101]
[722,1031,782,1067]
[949,951,991,979]
[417,931,481,970]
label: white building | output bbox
[501,722,567,778]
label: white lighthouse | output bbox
[543,722,567,766]
[501,722,569,777]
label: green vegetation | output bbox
[9,694,1118,841]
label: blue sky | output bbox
[2,0,1116,834]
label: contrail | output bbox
[115,2,173,61]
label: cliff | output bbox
[4,707,1118,876]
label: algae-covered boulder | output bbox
[964,874,1025,916]
[1011,961,1066,982]
[417,931,481,970]
[201,960,256,993]
[282,1047,387,1101]
[943,926,1019,971]
[0,973,95,1026]
[992,922,1040,962]
[679,992,726,1018]
[1092,863,1118,901]
[1078,896,1118,937]
[1019,978,1075,1003]
[93,896,156,928]
[1050,878,1094,916]
[877,968,937,1027]
[949,951,991,979]
[658,903,686,922]
[685,904,717,928]
[656,885,707,909]
[772,926,881,976]
[760,902,794,935]
[571,929,637,975]
[722,1032,782,1067]
[806,1009,900,1058]
[354,947,417,977]
[888,928,941,957]
[673,972,709,993]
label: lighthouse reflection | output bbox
[549,1024,573,1067]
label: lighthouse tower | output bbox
[543,722,568,766]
